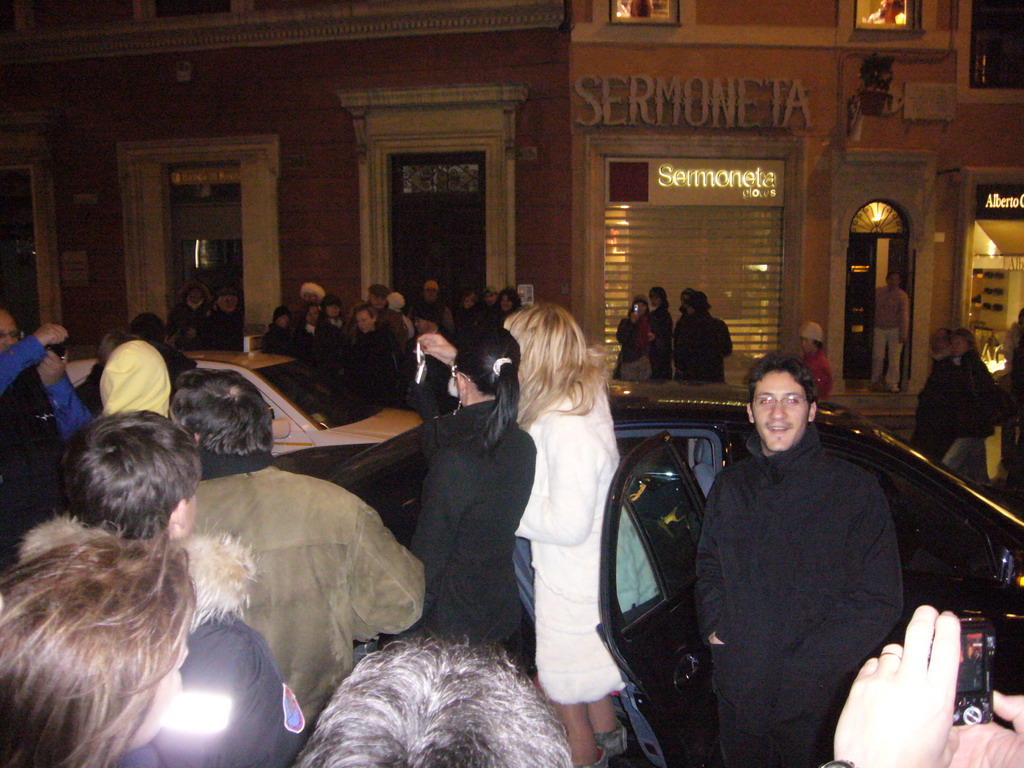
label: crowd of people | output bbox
[613,286,734,383]
[2,289,1024,768]
[161,278,528,417]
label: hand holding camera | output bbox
[831,605,1023,768]
[833,605,962,768]
[32,323,68,348]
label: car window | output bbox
[619,441,703,609]
[257,360,382,430]
[825,445,995,581]
[616,430,723,498]
[616,508,661,623]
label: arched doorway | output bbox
[843,200,912,383]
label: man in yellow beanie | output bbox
[100,339,171,416]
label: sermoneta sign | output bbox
[607,159,785,207]
[575,75,812,129]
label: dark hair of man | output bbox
[410,301,443,328]
[170,368,273,456]
[747,352,819,405]
[63,411,201,539]
[128,313,168,344]
[295,636,572,768]
[455,328,522,455]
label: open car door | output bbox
[599,431,719,768]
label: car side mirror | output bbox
[272,417,291,440]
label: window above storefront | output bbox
[610,0,678,24]
[970,0,1024,89]
[854,0,919,30]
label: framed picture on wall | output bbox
[610,0,678,25]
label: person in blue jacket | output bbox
[0,308,90,567]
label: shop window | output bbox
[611,0,678,24]
[855,0,918,29]
[971,0,1024,89]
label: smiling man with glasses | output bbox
[695,352,903,768]
[0,307,91,567]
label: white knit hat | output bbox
[799,321,824,343]
[300,282,326,303]
[387,292,406,311]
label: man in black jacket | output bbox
[673,289,732,382]
[696,353,902,768]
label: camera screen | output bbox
[957,631,986,693]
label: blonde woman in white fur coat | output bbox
[419,304,626,767]
[504,304,625,767]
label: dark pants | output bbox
[717,697,831,768]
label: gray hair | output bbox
[296,637,572,768]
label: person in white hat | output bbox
[799,321,833,399]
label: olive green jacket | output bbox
[197,466,424,721]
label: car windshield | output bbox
[256,360,382,430]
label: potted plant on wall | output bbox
[857,53,894,115]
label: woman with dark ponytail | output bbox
[408,328,537,647]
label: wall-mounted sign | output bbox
[575,76,811,129]
[977,184,1024,221]
[609,159,786,207]
[170,167,240,186]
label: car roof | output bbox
[609,380,1024,534]
[185,350,295,370]
[608,380,856,427]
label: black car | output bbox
[276,381,1024,768]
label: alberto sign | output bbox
[609,159,785,207]
[575,75,812,129]
[977,185,1024,221]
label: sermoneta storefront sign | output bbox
[609,159,785,207]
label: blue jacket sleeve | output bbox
[0,336,46,395]
[47,376,92,440]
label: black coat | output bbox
[696,425,902,734]
[199,308,244,351]
[952,350,1000,439]
[410,402,536,644]
[262,324,294,357]
[151,617,306,768]
[910,356,960,462]
[673,310,732,383]
[342,328,400,407]
[0,368,64,568]
[648,304,673,379]
[314,319,346,375]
